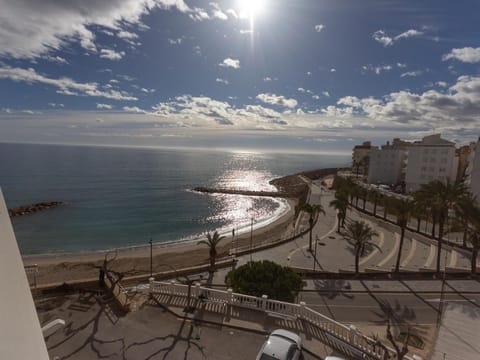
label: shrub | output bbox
[225,260,304,302]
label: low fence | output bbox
[148,279,420,360]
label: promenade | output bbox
[36,176,480,360]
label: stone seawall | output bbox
[8,201,65,218]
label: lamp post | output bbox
[149,238,153,277]
[250,217,254,263]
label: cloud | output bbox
[401,70,423,77]
[215,78,229,85]
[168,37,184,45]
[372,30,393,47]
[99,49,125,61]
[219,58,240,69]
[362,64,393,75]
[373,28,423,47]
[43,55,69,64]
[189,7,210,21]
[123,106,146,113]
[442,47,480,63]
[210,3,228,20]
[395,29,423,40]
[326,75,480,134]
[141,87,155,93]
[256,93,298,108]
[0,65,137,101]
[0,0,190,59]
[314,24,324,32]
[97,103,113,109]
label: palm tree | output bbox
[198,231,225,272]
[392,198,415,273]
[330,192,349,233]
[454,193,478,247]
[343,220,380,274]
[414,180,469,273]
[299,203,326,252]
[369,188,380,216]
[466,206,480,274]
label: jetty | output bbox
[8,201,65,218]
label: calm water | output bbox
[0,143,348,254]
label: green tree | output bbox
[466,206,480,274]
[414,180,469,273]
[454,193,478,247]
[369,188,380,216]
[298,202,325,252]
[330,191,349,233]
[392,198,415,273]
[198,231,225,272]
[225,260,304,302]
[344,220,380,274]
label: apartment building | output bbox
[352,141,378,175]
[465,139,480,200]
[367,139,409,187]
[404,134,458,193]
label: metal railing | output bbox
[148,279,420,360]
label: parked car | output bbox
[256,329,302,360]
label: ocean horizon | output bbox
[0,142,349,255]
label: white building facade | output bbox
[368,142,408,186]
[466,139,480,200]
[405,134,459,193]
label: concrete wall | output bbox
[0,189,49,360]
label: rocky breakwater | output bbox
[8,201,65,218]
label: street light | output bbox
[250,217,254,263]
[149,238,153,277]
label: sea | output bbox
[0,143,349,255]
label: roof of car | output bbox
[270,329,302,346]
[260,330,301,360]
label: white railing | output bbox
[148,279,419,360]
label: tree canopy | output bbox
[225,260,304,302]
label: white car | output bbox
[256,329,302,360]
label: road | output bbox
[293,278,480,327]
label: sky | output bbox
[0,0,479,154]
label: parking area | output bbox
[37,292,319,360]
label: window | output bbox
[421,166,427,171]
[439,167,446,173]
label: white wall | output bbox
[0,189,49,360]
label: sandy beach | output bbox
[23,198,299,286]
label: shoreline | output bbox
[22,197,295,266]
[20,167,339,286]
[22,197,298,285]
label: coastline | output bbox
[22,198,298,286]
[20,167,338,286]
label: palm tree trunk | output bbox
[337,213,341,233]
[383,204,387,220]
[362,196,367,211]
[436,221,444,273]
[308,217,313,251]
[395,227,406,273]
[472,249,478,275]
[355,252,359,274]
[463,231,467,248]
[431,217,437,239]
[373,197,378,216]
[416,217,421,233]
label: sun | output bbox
[238,0,266,20]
